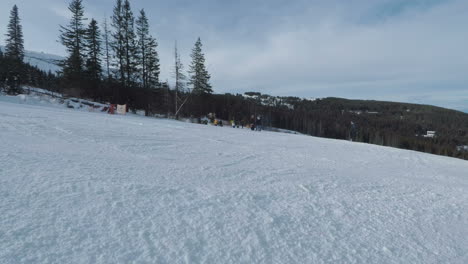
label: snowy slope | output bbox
[0,46,62,73]
[0,100,467,264]
[23,50,63,73]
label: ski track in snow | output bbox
[1,100,467,263]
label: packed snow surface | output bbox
[1,100,467,263]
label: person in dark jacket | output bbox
[250,115,256,131]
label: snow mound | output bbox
[0,100,467,263]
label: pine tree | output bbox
[4,5,24,94]
[122,0,138,85]
[5,5,24,62]
[173,41,186,117]
[173,41,186,92]
[84,18,102,98]
[136,9,159,90]
[111,0,138,88]
[111,0,125,85]
[84,19,102,81]
[59,0,87,85]
[136,9,150,89]
[102,18,111,79]
[146,37,160,88]
[188,38,212,95]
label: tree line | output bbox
[1,1,212,112]
[57,0,212,111]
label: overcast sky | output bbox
[0,0,467,112]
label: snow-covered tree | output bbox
[173,41,186,117]
[59,0,87,83]
[173,41,186,93]
[188,38,212,95]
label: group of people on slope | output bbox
[207,113,263,131]
[249,115,263,131]
[228,115,262,131]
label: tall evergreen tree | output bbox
[5,5,24,62]
[59,0,87,85]
[188,38,212,95]
[111,0,138,88]
[136,9,150,89]
[84,19,102,81]
[122,0,138,85]
[146,38,160,88]
[84,18,102,98]
[4,5,25,94]
[173,41,186,117]
[136,9,159,89]
[111,0,125,85]
[102,18,111,79]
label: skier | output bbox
[250,115,256,131]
